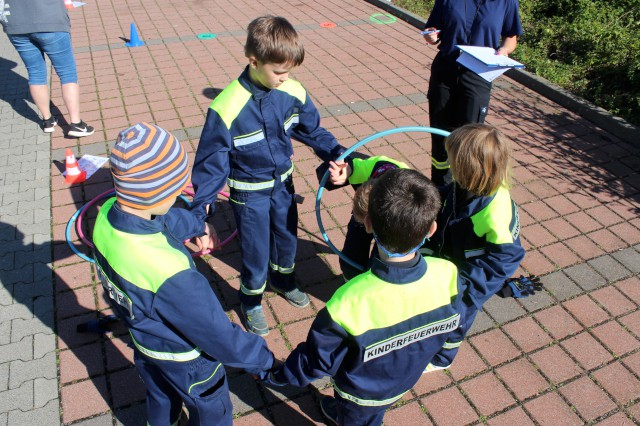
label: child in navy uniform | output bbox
[93,123,276,426]
[268,169,461,426]
[191,16,346,335]
[421,123,526,371]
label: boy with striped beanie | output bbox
[92,122,277,426]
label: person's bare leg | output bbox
[61,82,81,124]
[29,84,52,119]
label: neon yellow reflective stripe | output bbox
[326,257,458,336]
[227,164,294,190]
[332,381,405,407]
[93,198,191,293]
[281,163,294,181]
[227,178,275,190]
[443,340,462,349]
[130,332,201,361]
[188,363,222,394]
[348,156,408,185]
[270,260,295,274]
[276,79,306,103]
[241,280,267,295]
[210,80,251,129]
[234,130,264,148]
[471,186,514,244]
[431,158,450,170]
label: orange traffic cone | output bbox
[64,148,86,184]
[64,0,73,9]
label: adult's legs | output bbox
[31,32,82,124]
[427,55,458,186]
[8,34,52,120]
[340,216,374,281]
[457,68,493,125]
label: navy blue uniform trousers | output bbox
[428,53,493,186]
[134,350,233,426]
[230,176,298,307]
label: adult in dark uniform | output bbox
[423,0,523,186]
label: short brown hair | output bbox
[369,169,440,253]
[445,124,512,196]
[244,16,304,66]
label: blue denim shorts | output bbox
[9,32,78,85]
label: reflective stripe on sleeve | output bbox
[464,248,486,258]
[442,340,462,349]
[131,333,201,362]
[431,158,450,170]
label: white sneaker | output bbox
[423,362,451,373]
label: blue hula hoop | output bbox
[65,190,193,263]
[315,126,451,272]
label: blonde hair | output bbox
[244,16,304,66]
[445,124,512,196]
[352,180,374,223]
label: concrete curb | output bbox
[364,0,640,144]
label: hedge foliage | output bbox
[394,0,640,126]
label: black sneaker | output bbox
[319,396,339,425]
[42,116,57,133]
[241,304,269,336]
[67,120,95,137]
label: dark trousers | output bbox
[134,350,233,426]
[335,393,391,426]
[230,176,298,307]
[339,216,374,281]
[428,53,493,186]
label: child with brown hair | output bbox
[191,16,346,335]
[421,123,527,371]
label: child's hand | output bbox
[328,160,350,186]
[196,223,219,252]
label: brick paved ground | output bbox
[1,0,639,424]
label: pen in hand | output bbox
[420,29,441,35]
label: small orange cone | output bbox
[64,0,73,9]
[64,148,86,184]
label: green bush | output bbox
[393,0,640,126]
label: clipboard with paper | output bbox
[456,45,524,82]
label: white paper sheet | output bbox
[62,154,108,180]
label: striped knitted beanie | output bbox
[110,123,189,210]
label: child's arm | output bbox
[155,270,275,375]
[269,309,350,387]
[191,109,232,223]
[289,93,346,162]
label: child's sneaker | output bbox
[423,362,451,373]
[319,396,339,425]
[271,286,310,308]
[67,120,95,137]
[42,116,57,133]
[241,304,269,336]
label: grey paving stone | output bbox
[185,126,202,140]
[588,255,632,283]
[7,399,59,426]
[9,352,56,388]
[611,248,640,274]
[114,402,146,426]
[350,101,374,113]
[228,373,264,415]
[518,287,556,312]
[483,296,527,325]
[0,336,32,363]
[0,322,10,345]
[11,317,53,343]
[0,380,33,412]
[74,413,113,426]
[468,311,495,336]
[0,303,32,324]
[12,280,53,302]
[0,363,8,392]
[0,411,6,426]
[261,381,307,404]
[368,98,394,109]
[0,253,13,271]
[308,375,332,392]
[0,286,12,307]
[33,333,56,360]
[33,377,58,408]
[544,270,584,300]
